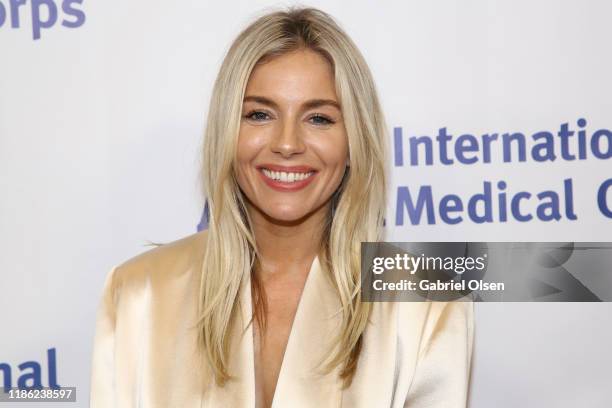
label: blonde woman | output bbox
[90,7,474,408]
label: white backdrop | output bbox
[1,1,611,406]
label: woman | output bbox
[90,6,473,408]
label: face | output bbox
[235,48,349,224]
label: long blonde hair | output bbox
[197,6,387,387]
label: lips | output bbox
[256,164,317,192]
[256,164,316,173]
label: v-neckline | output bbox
[245,254,321,408]
[201,253,343,407]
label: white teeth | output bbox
[261,168,314,183]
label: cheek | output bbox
[310,131,349,170]
[234,135,256,192]
[236,129,266,166]
[235,129,272,196]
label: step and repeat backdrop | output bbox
[1,1,611,406]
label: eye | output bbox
[243,110,272,122]
[308,114,335,126]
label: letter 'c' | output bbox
[598,178,612,218]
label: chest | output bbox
[252,273,308,407]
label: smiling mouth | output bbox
[260,168,315,183]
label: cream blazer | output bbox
[90,230,474,407]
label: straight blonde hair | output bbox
[197,6,387,387]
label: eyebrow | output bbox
[243,95,341,111]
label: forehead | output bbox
[244,49,338,102]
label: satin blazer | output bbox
[90,230,474,407]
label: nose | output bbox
[270,118,306,158]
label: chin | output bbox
[262,206,311,223]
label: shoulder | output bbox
[373,300,473,344]
[109,229,209,292]
[374,298,474,328]
[414,300,474,336]
[394,300,474,355]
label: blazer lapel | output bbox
[203,273,256,407]
[271,255,344,408]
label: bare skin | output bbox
[235,48,349,408]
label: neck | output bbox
[247,201,329,276]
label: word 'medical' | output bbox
[0,348,60,390]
